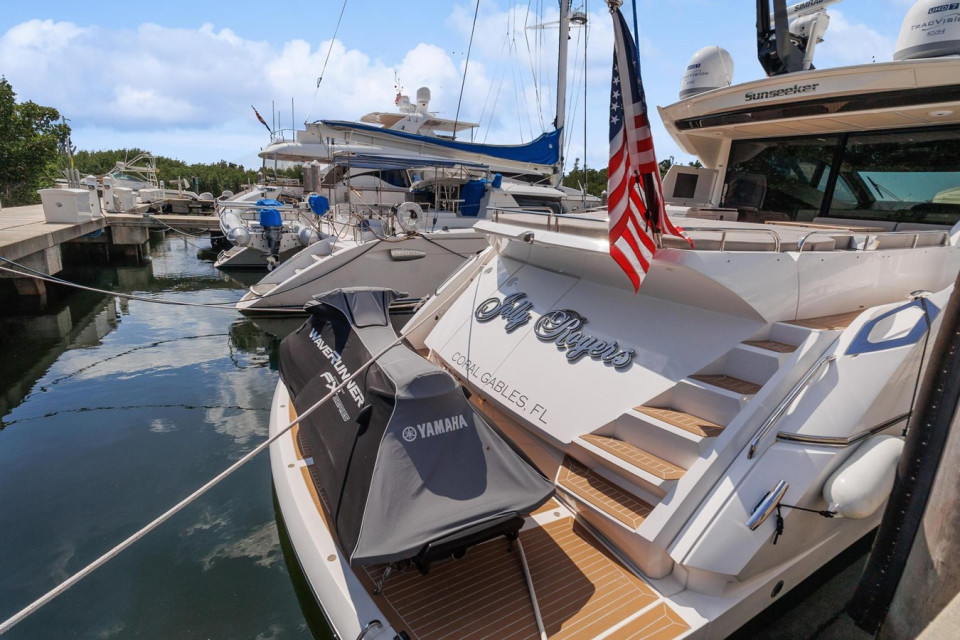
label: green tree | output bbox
[563,158,608,197]
[0,77,70,206]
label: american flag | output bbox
[607,8,685,291]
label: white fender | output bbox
[222,211,253,247]
[823,435,904,519]
[395,202,423,233]
[292,222,320,247]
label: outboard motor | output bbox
[278,288,553,571]
[256,198,284,269]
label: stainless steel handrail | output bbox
[796,229,949,252]
[356,619,383,640]
[776,412,910,448]
[747,350,838,459]
[675,227,781,252]
[747,480,789,530]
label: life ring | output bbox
[395,201,423,233]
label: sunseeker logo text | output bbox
[475,293,636,369]
[308,328,365,408]
[745,83,819,102]
[401,414,470,442]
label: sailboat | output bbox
[269,0,960,637]
[235,4,594,313]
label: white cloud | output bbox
[816,10,897,66]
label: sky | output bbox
[0,0,919,175]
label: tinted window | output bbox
[724,136,838,221]
[826,128,960,225]
[723,125,960,226]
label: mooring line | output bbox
[0,258,241,310]
[0,259,481,635]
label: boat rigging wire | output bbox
[523,2,546,132]
[305,0,349,123]
[0,258,241,310]
[0,253,483,636]
[453,0,482,141]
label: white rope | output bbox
[516,538,548,640]
[0,260,239,310]
[0,250,485,635]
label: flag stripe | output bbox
[606,8,686,292]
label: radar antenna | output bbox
[756,0,841,76]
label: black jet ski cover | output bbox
[278,288,554,566]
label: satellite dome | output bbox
[894,0,960,60]
[416,87,431,113]
[680,46,734,99]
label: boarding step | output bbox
[788,309,863,331]
[557,456,654,529]
[580,435,685,481]
[742,339,797,354]
[689,373,762,395]
[697,345,786,388]
[574,434,685,499]
[634,407,725,438]
[660,377,751,428]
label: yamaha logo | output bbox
[402,426,418,442]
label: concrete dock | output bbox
[0,203,219,306]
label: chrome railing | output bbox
[747,347,839,459]
[776,412,910,448]
[796,229,950,252]
[675,226,782,252]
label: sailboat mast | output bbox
[554,0,571,186]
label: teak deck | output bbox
[288,402,692,640]
[362,517,690,640]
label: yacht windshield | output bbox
[723,125,960,227]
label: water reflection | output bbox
[0,233,316,639]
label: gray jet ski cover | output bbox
[278,288,554,566]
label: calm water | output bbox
[0,233,330,639]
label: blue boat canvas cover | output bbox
[278,288,554,566]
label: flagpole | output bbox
[631,0,640,52]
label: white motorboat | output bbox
[213,183,322,270]
[270,1,960,638]
[236,156,577,313]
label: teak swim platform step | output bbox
[581,434,686,481]
[557,457,654,529]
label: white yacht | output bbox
[236,156,577,314]
[260,86,564,185]
[269,1,960,638]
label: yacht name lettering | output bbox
[308,328,365,408]
[745,83,819,101]
[474,293,635,369]
[450,351,548,424]
[474,293,533,332]
[402,414,470,442]
[534,310,635,369]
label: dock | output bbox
[0,203,219,307]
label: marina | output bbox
[2,0,960,638]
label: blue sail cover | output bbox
[321,120,562,166]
